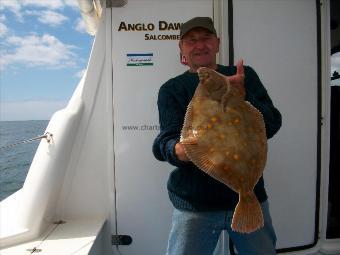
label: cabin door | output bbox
[111,1,214,254]
[232,0,321,252]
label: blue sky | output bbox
[0,0,93,121]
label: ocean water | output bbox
[0,120,49,201]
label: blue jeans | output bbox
[166,201,277,255]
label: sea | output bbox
[0,120,49,201]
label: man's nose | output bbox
[195,40,205,49]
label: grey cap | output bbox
[180,17,217,39]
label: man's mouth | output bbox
[193,51,209,57]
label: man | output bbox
[152,17,281,255]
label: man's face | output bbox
[179,27,220,71]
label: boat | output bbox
[1,0,339,254]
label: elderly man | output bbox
[153,17,281,255]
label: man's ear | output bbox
[178,40,183,52]
[216,37,221,53]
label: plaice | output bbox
[180,67,267,233]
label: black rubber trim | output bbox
[228,0,234,66]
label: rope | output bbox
[0,132,53,150]
[25,220,65,254]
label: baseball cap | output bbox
[180,17,217,39]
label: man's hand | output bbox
[228,59,246,97]
[175,142,190,161]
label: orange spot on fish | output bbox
[233,154,240,160]
[211,116,218,122]
[234,118,240,124]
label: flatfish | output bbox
[180,67,267,233]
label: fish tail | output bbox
[231,190,264,234]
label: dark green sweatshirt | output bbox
[153,65,282,211]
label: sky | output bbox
[0,0,93,121]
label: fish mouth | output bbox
[198,69,224,93]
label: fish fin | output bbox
[231,190,264,234]
[182,144,216,174]
[181,100,194,141]
[180,136,198,145]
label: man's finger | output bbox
[228,59,245,83]
[236,59,244,76]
